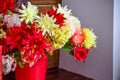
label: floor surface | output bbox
[46,68,94,80]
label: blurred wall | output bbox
[59,0,113,80]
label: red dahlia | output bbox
[44,8,66,27]
[0,0,17,15]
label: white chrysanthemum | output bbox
[57,4,72,19]
[19,2,39,24]
[37,14,58,36]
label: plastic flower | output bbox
[19,2,39,24]
[2,55,17,75]
[0,0,17,15]
[21,27,49,67]
[70,28,84,46]
[69,16,81,28]
[82,28,97,49]
[65,16,81,35]
[4,14,21,28]
[38,14,58,36]
[45,8,66,27]
[57,4,72,19]
[5,26,27,50]
[52,26,72,49]
[74,46,89,62]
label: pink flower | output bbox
[74,46,89,62]
[4,14,21,28]
[70,28,84,46]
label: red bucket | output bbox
[15,57,48,80]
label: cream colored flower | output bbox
[19,2,39,24]
[69,16,81,28]
[65,16,81,35]
[57,4,72,19]
[37,14,58,36]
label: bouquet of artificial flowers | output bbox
[0,0,97,75]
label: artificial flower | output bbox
[38,14,58,36]
[21,27,49,67]
[45,8,66,27]
[52,26,72,49]
[82,28,97,49]
[2,55,17,75]
[19,2,39,24]
[69,16,81,28]
[70,28,84,46]
[65,16,81,35]
[74,46,89,62]
[4,14,21,28]
[0,2,97,75]
[57,4,72,20]
[5,26,27,50]
[0,0,17,15]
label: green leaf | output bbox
[18,61,24,68]
[7,10,13,15]
[62,40,74,56]
[14,50,24,68]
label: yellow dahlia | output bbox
[19,2,39,24]
[82,28,97,49]
[52,26,72,49]
[37,14,58,36]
